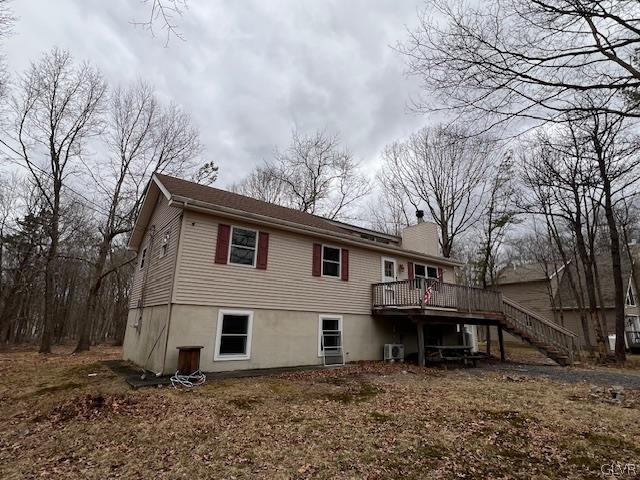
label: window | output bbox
[229,227,257,266]
[318,315,343,357]
[214,310,253,360]
[626,284,636,306]
[384,260,395,278]
[139,247,147,270]
[160,232,170,258]
[322,245,341,277]
[415,264,438,279]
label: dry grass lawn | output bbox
[1,345,639,479]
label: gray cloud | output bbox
[4,0,429,186]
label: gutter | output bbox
[167,195,464,267]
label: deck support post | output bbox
[417,321,425,367]
[498,325,505,362]
[486,325,492,356]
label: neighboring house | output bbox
[495,253,640,351]
[123,174,577,374]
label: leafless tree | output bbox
[3,49,107,353]
[382,124,493,257]
[192,161,219,186]
[74,81,202,352]
[585,110,639,361]
[0,174,18,308]
[520,148,596,351]
[520,108,639,360]
[231,165,286,205]
[475,154,519,288]
[235,131,370,221]
[365,170,412,236]
[521,130,611,355]
[400,0,640,131]
[132,0,188,46]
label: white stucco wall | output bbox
[160,305,396,374]
[122,305,169,373]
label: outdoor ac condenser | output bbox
[384,344,405,362]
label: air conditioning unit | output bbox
[384,344,405,362]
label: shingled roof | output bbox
[155,173,349,235]
[497,262,559,285]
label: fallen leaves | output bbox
[1,346,640,479]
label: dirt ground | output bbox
[1,345,640,480]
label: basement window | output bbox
[229,227,257,266]
[318,315,343,357]
[322,245,341,277]
[214,310,253,360]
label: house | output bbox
[495,253,640,351]
[123,174,577,374]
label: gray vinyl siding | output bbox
[498,281,556,322]
[561,309,617,347]
[129,196,182,308]
[172,210,454,314]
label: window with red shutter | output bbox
[256,232,269,270]
[407,261,414,282]
[215,224,231,264]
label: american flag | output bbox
[424,286,433,304]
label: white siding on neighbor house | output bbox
[497,280,557,322]
[129,196,182,308]
[173,210,454,315]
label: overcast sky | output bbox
[4,0,431,187]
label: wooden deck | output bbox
[371,278,505,323]
[371,279,578,366]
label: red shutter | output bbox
[437,267,444,281]
[215,224,231,264]
[341,248,349,281]
[407,262,414,282]
[256,232,269,270]
[312,243,322,276]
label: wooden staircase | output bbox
[501,298,578,365]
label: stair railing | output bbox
[502,297,578,363]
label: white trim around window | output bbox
[321,244,341,278]
[381,256,396,282]
[228,226,258,268]
[318,314,343,357]
[214,309,254,361]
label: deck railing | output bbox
[371,278,504,314]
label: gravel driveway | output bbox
[469,362,640,389]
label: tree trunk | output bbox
[547,216,594,350]
[39,194,60,354]
[74,237,110,353]
[573,223,610,357]
[594,144,626,362]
